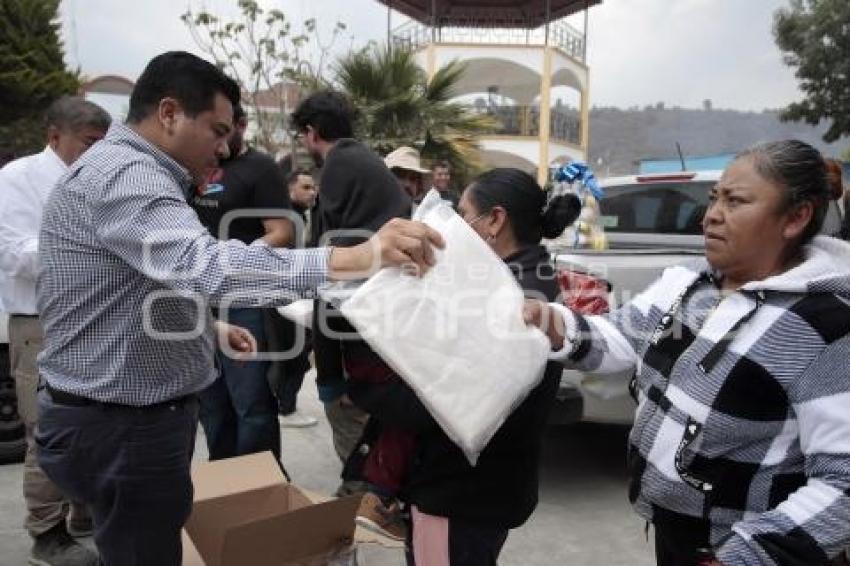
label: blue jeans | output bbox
[37,390,198,566]
[199,308,280,461]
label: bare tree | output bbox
[181,0,346,153]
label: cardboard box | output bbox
[182,452,361,566]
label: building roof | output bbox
[246,82,301,110]
[378,0,601,28]
[79,75,135,96]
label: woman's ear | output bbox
[489,205,509,238]
[782,200,814,240]
[46,125,61,150]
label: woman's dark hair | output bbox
[290,90,355,142]
[127,52,240,124]
[736,140,831,243]
[467,168,581,245]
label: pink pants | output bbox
[411,506,450,566]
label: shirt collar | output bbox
[504,245,551,275]
[42,145,69,172]
[107,122,193,190]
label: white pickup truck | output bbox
[547,170,846,426]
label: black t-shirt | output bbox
[191,148,289,244]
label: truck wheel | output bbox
[0,345,26,465]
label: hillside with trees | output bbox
[588,104,850,176]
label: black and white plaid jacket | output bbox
[554,236,850,565]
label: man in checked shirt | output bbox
[33,51,443,566]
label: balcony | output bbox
[469,104,581,145]
[392,18,586,62]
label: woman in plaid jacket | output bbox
[529,140,850,565]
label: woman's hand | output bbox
[523,299,567,351]
[214,321,257,360]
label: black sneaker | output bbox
[29,523,99,566]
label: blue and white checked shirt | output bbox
[37,123,330,405]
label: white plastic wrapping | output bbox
[337,190,551,464]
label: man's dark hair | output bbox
[432,160,451,172]
[286,168,313,187]
[290,90,355,142]
[126,51,240,124]
[46,96,111,132]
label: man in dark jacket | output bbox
[290,90,412,495]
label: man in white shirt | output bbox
[0,96,110,566]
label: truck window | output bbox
[598,182,713,235]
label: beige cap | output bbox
[384,146,429,174]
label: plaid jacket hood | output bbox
[719,236,850,298]
[565,236,850,565]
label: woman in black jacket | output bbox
[348,168,580,565]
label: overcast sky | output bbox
[58,0,802,112]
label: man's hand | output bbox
[214,321,257,360]
[328,218,445,280]
[523,299,567,351]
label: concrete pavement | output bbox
[0,372,655,565]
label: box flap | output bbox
[300,489,404,549]
[191,452,284,502]
[185,484,291,566]
[182,530,205,566]
[219,489,362,565]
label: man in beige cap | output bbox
[385,146,430,204]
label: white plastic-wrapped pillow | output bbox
[337,190,551,464]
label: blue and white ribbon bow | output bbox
[554,161,603,201]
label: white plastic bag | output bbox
[277,299,314,329]
[338,190,551,464]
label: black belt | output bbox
[45,384,194,412]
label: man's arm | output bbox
[254,157,294,247]
[89,164,441,306]
[260,218,294,247]
[0,169,41,280]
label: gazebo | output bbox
[378,0,602,183]
[378,0,599,30]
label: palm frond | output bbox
[335,45,497,185]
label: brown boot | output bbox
[354,492,407,541]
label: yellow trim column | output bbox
[537,47,553,186]
[580,72,590,160]
[426,43,437,81]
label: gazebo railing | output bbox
[468,104,581,145]
[391,18,586,62]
